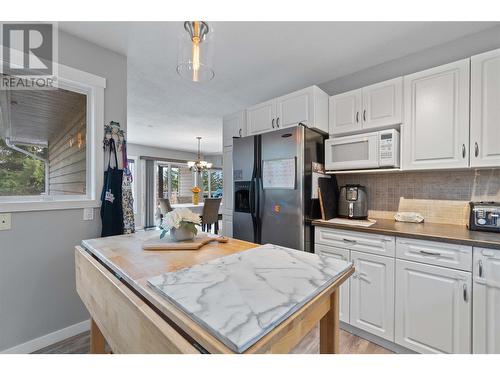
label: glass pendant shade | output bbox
[177,21,215,82]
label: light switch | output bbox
[83,208,94,221]
[0,213,12,230]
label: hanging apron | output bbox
[100,139,124,237]
[121,141,135,234]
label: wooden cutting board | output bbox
[142,234,229,251]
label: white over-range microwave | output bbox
[325,129,400,171]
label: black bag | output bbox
[100,139,124,237]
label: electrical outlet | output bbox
[0,213,12,230]
[83,208,94,221]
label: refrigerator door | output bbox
[233,136,257,243]
[260,126,304,250]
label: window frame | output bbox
[0,62,106,213]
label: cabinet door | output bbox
[350,251,395,341]
[395,259,471,353]
[329,89,362,135]
[223,111,247,147]
[276,87,312,129]
[362,77,403,130]
[315,244,350,323]
[222,214,233,237]
[403,59,470,170]
[473,247,500,354]
[246,99,276,135]
[222,147,233,211]
[470,49,500,168]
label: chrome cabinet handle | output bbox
[356,111,359,123]
[419,250,441,256]
[462,144,466,158]
[463,284,468,302]
[474,142,479,157]
[271,118,275,128]
[343,238,357,243]
[478,260,483,278]
[239,128,242,137]
[363,109,366,122]
[276,117,280,128]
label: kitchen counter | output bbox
[75,230,353,354]
[312,218,500,250]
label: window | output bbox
[157,162,193,204]
[0,65,105,212]
[202,169,223,198]
[0,85,87,197]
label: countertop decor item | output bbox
[160,208,201,241]
[143,233,228,250]
[394,211,425,223]
[191,186,201,205]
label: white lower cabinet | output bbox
[350,250,395,341]
[395,259,472,353]
[222,212,233,237]
[315,244,350,323]
[473,247,500,353]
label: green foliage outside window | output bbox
[0,138,47,196]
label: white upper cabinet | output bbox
[402,59,470,170]
[470,48,500,168]
[329,89,362,135]
[247,99,276,135]
[350,251,395,341]
[276,86,329,133]
[329,77,403,136]
[473,247,500,354]
[223,110,247,147]
[247,86,329,135]
[362,77,403,130]
[395,259,472,354]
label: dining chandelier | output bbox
[188,137,212,172]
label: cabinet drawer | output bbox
[315,227,395,257]
[396,237,472,271]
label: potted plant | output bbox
[160,208,201,241]
[191,186,201,205]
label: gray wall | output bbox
[0,30,127,352]
[319,25,500,95]
[127,143,197,161]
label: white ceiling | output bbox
[59,21,498,154]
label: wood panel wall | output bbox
[48,109,87,195]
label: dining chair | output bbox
[201,198,222,234]
[157,198,173,219]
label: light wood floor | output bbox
[33,324,393,354]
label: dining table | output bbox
[171,202,222,215]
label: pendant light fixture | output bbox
[177,21,215,82]
[188,137,212,172]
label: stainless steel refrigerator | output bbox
[233,125,325,252]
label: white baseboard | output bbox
[1,319,90,354]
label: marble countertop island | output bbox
[148,244,352,353]
[77,230,353,354]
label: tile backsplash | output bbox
[335,169,500,222]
